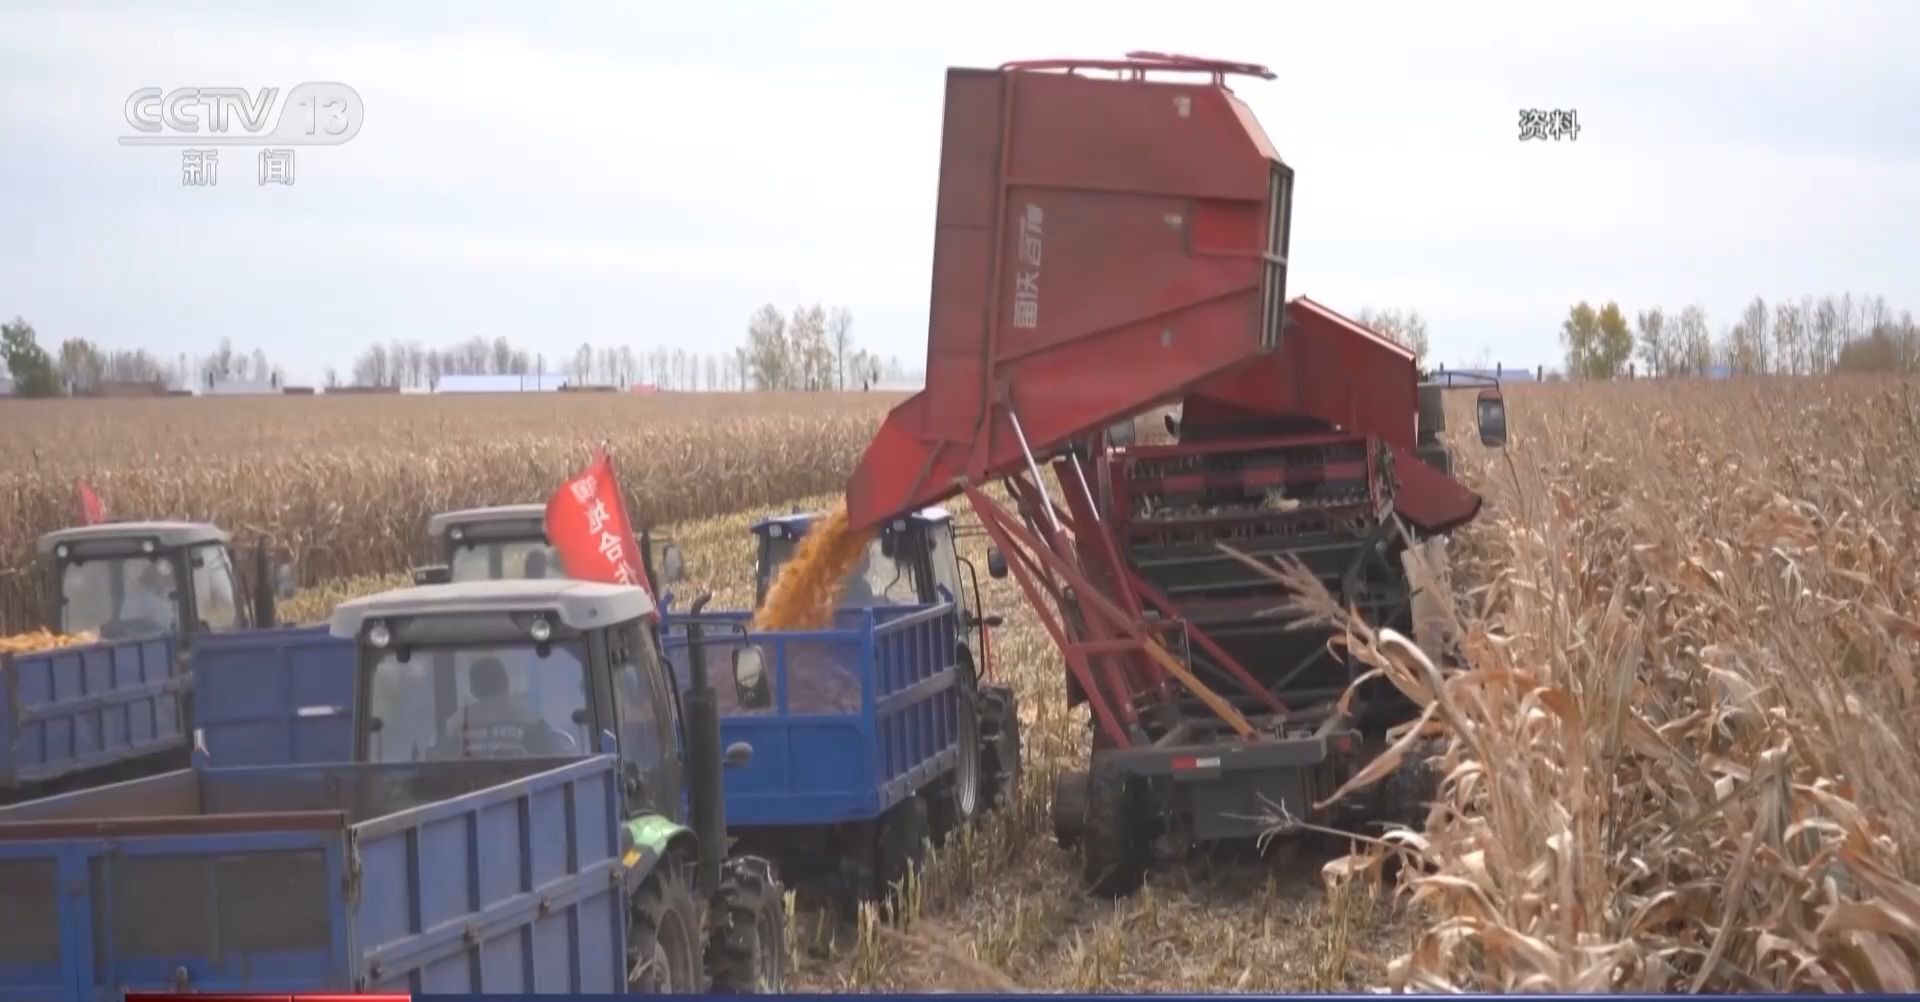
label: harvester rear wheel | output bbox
[978,684,1023,810]
[1080,761,1150,898]
[1052,768,1089,849]
[705,855,788,993]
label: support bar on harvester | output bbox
[959,482,1256,748]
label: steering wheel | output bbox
[547,727,580,754]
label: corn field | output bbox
[6,376,1919,992]
[1322,375,1920,992]
[0,392,899,633]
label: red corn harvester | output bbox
[843,52,1510,895]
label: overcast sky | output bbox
[3,1,1916,384]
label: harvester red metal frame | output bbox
[840,52,1501,894]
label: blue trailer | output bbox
[191,625,355,767]
[0,755,629,999]
[0,635,185,798]
[0,627,357,804]
[653,507,1023,906]
[657,601,973,904]
[1,519,338,802]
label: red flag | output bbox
[544,447,652,595]
[74,478,106,525]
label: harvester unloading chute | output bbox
[845,53,1295,534]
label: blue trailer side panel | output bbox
[0,636,182,790]
[661,604,962,826]
[192,626,356,767]
[344,757,625,995]
[0,756,625,1000]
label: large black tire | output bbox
[875,795,931,902]
[926,656,984,847]
[627,854,706,992]
[1052,768,1089,850]
[1080,762,1150,898]
[706,855,788,993]
[978,684,1023,811]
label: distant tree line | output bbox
[1561,293,1920,380]
[1355,307,1431,363]
[2,318,286,397]
[337,304,912,392]
[743,303,902,391]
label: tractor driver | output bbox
[438,656,575,759]
[106,560,178,638]
[522,549,551,579]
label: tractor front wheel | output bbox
[626,854,705,993]
[706,855,788,993]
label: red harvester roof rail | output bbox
[846,53,1295,532]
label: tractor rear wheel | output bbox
[874,795,931,904]
[626,854,705,992]
[978,684,1023,811]
[927,659,984,847]
[706,855,788,993]
[1080,761,1150,898]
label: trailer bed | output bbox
[0,635,184,797]
[191,625,355,767]
[0,756,624,1000]
[660,603,965,826]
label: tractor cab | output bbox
[327,578,786,991]
[1409,370,1509,474]
[331,579,715,816]
[35,521,278,640]
[751,507,1001,663]
[418,504,685,590]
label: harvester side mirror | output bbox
[412,564,452,586]
[724,741,754,769]
[1164,414,1181,439]
[659,543,686,584]
[982,614,1005,628]
[1476,390,1508,449]
[986,547,1008,580]
[732,646,772,710]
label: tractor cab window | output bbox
[609,625,675,772]
[761,532,921,610]
[448,539,568,583]
[190,544,240,631]
[59,554,181,639]
[365,642,590,763]
[924,526,964,612]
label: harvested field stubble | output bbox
[1316,376,1920,991]
[0,392,899,633]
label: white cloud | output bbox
[2,0,1917,381]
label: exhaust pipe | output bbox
[681,592,726,897]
